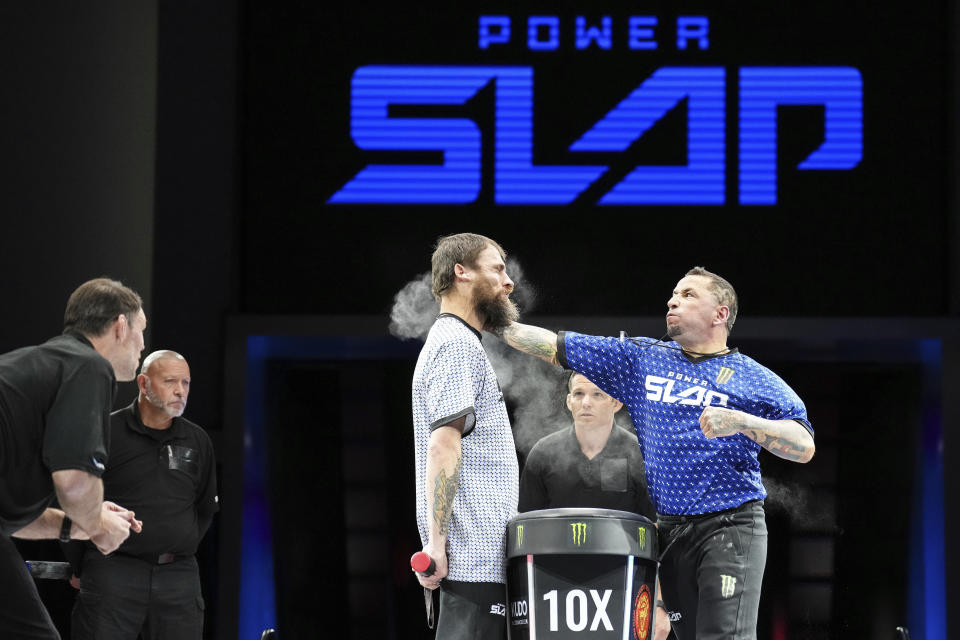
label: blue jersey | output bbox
[559,332,811,516]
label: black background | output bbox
[0,1,956,639]
[242,0,949,318]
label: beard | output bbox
[666,324,683,338]
[145,386,185,418]
[473,281,519,333]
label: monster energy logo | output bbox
[637,527,646,551]
[720,574,737,598]
[516,524,524,547]
[570,522,588,546]
[716,367,735,385]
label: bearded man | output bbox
[411,233,519,640]
[71,350,218,640]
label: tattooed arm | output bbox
[417,418,465,589]
[497,322,560,366]
[698,406,815,463]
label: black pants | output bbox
[435,581,507,640]
[0,535,60,640]
[657,501,768,640]
[71,552,203,640]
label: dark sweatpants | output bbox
[657,501,768,640]
[71,552,203,640]
[435,581,507,640]
[0,534,60,640]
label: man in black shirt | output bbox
[519,373,671,639]
[71,350,218,640]
[519,372,655,518]
[0,278,146,639]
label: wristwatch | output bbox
[59,515,72,543]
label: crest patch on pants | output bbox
[720,574,737,598]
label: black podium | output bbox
[506,508,658,640]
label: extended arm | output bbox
[418,421,464,590]
[499,322,560,366]
[699,407,815,463]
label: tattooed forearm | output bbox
[432,457,462,535]
[742,429,810,462]
[501,323,559,365]
[702,407,814,462]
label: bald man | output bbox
[71,351,218,640]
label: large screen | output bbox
[243,1,950,316]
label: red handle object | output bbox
[410,552,436,576]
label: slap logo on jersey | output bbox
[716,366,735,384]
[644,375,729,407]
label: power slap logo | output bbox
[329,14,862,206]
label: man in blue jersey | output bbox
[497,266,814,640]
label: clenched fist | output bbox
[698,406,747,439]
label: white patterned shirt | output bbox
[413,314,519,583]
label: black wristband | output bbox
[656,600,667,611]
[59,515,72,543]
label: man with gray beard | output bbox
[71,351,218,640]
[411,233,519,639]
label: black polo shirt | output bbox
[101,400,218,558]
[0,333,114,536]
[518,424,656,520]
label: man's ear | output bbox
[565,393,574,413]
[113,314,128,341]
[453,262,471,283]
[136,373,148,395]
[714,306,730,327]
